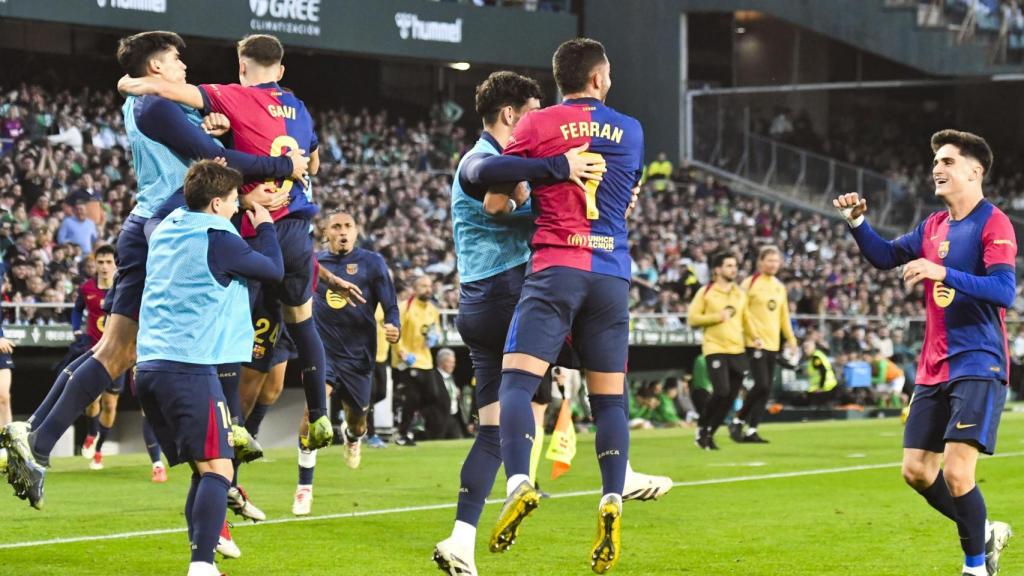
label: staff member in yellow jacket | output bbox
[729,245,798,444]
[688,251,748,451]
[366,304,392,449]
[392,275,441,446]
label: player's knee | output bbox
[349,418,367,437]
[901,461,934,489]
[942,466,976,496]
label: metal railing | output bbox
[691,101,909,229]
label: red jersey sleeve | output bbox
[504,111,538,158]
[199,83,248,115]
[982,209,1017,270]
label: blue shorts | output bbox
[242,295,297,373]
[504,266,629,374]
[0,354,13,370]
[106,373,127,395]
[326,358,373,415]
[109,214,149,320]
[259,216,314,308]
[135,361,234,467]
[903,379,1007,455]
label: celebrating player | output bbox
[134,161,283,576]
[835,129,1014,576]
[0,31,305,509]
[487,39,643,574]
[728,245,796,444]
[117,33,336,451]
[291,210,400,516]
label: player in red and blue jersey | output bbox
[488,39,642,575]
[836,129,1015,576]
[118,34,335,453]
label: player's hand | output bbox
[564,143,606,191]
[384,323,400,344]
[288,149,309,181]
[0,338,15,354]
[625,185,640,219]
[832,192,868,225]
[512,182,531,207]
[404,353,417,366]
[209,156,228,167]
[247,202,273,228]
[202,113,231,137]
[117,74,156,97]
[902,258,946,290]
[325,274,367,305]
[243,183,289,212]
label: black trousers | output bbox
[367,361,388,437]
[699,353,748,432]
[395,368,433,437]
[736,348,777,428]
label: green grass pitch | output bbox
[2,413,1023,575]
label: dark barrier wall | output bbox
[0,0,576,68]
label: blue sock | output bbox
[231,459,240,488]
[31,357,113,458]
[245,403,270,438]
[917,470,957,522]
[590,393,630,496]
[184,473,200,542]
[190,473,230,564]
[87,414,100,437]
[142,417,162,464]
[953,485,987,564]
[287,319,328,422]
[499,369,542,481]
[31,350,93,426]
[95,423,111,454]
[218,363,243,426]
[455,424,501,527]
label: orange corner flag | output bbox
[545,398,577,480]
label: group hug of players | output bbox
[0,28,1016,576]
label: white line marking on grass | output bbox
[4,450,1023,550]
[847,453,867,458]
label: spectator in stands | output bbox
[801,339,839,407]
[425,348,466,440]
[56,200,97,254]
[646,152,673,193]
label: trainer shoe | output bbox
[216,521,241,559]
[590,494,622,574]
[727,421,744,443]
[292,485,313,516]
[187,561,222,576]
[227,485,266,522]
[302,416,334,450]
[344,436,362,470]
[489,480,540,553]
[743,432,769,444]
[151,464,168,483]
[2,423,45,509]
[394,434,417,447]
[366,435,387,449]
[89,453,104,471]
[232,425,264,463]
[81,435,97,460]
[622,469,672,502]
[434,537,477,576]
[707,434,720,451]
[695,428,712,451]
[986,520,1012,575]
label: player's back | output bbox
[201,82,317,225]
[504,98,643,280]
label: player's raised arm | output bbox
[834,192,923,270]
[118,74,205,110]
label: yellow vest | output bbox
[807,350,838,392]
[375,304,389,364]
[688,282,747,356]
[392,296,440,370]
[741,273,796,351]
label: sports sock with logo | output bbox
[590,393,629,496]
[287,319,328,422]
[455,424,501,528]
[498,370,541,488]
[191,473,230,563]
[954,485,987,571]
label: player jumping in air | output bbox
[835,129,1014,576]
[487,39,644,574]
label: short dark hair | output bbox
[183,161,243,210]
[710,251,736,269]
[552,37,607,95]
[116,31,185,78]
[93,244,116,260]
[930,129,993,178]
[474,71,543,125]
[237,34,284,67]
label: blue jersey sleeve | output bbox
[373,255,400,329]
[943,267,1016,309]
[136,97,293,179]
[849,219,923,270]
[461,153,569,192]
[207,225,283,285]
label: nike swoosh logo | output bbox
[955,422,977,430]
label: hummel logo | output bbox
[955,422,977,430]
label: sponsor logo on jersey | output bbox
[933,282,955,308]
[566,233,615,251]
[325,289,349,310]
[767,299,777,311]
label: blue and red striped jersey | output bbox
[852,199,1018,385]
[504,97,643,281]
[200,81,318,237]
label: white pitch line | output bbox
[3,451,1022,550]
